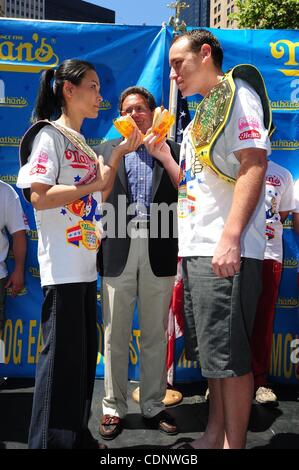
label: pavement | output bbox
[1,378,299,452]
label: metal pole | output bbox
[167,1,189,141]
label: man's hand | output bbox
[212,233,241,278]
[116,128,143,156]
[5,269,24,297]
[143,131,171,165]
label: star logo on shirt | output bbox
[74,175,81,183]
[60,208,67,215]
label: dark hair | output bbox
[31,59,96,122]
[173,29,223,69]
[119,86,156,113]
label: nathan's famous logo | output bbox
[283,257,298,269]
[276,296,298,308]
[100,100,112,111]
[28,266,40,278]
[0,96,29,108]
[283,217,294,229]
[270,39,299,77]
[27,229,38,241]
[0,33,59,73]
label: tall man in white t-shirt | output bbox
[251,161,295,404]
[169,29,271,449]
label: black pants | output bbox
[28,281,98,449]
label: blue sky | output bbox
[89,1,173,26]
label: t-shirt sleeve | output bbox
[293,179,299,213]
[225,80,271,156]
[17,126,64,188]
[4,185,28,235]
[280,170,295,212]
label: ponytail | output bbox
[31,68,60,122]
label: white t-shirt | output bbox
[0,181,27,279]
[17,124,102,287]
[264,161,295,262]
[293,179,299,273]
[178,78,271,259]
[293,179,299,214]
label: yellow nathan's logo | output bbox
[0,96,29,108]
[0,33,59,73]
[270,39,299,77]
[277,297,298,308]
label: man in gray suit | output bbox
[95,86,180,440]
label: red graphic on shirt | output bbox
[266,175,281,186]
[65,149,92,170]
[30,164,47,175]
[238,116,261,131]
[64,149,97,186]
[67,199,86,217]
[265,225,275,240]
[239,129,261,140]
[37,151,48,164]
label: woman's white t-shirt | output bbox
[17,124,102,287]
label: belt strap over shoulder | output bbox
[190,64,273,184]
[19,120,98,202]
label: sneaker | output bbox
[255,386,277,404]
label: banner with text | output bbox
[0,20,298,382]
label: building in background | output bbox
[0,0,115,23]
[210,0,238,29]
[0,0,4,16]
[180,0,210,27]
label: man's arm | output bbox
[5,230,27,296]
[212,148,267,278]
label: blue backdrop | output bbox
[0,19,298,382]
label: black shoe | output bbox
[143,410,178,435]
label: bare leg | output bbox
[191,378,225,449]
[222,372,253,449]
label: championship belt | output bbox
[190,64,273,184]
[19,119,97,201]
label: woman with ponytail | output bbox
[17,59,142,449]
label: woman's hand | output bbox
[116,127,143,157]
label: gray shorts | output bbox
[182,256,263,378]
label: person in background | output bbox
[17,59,139,449]
[95,86,180,440]
[292,179,299,249]
[169,29,271,448]
[0,180,27,387]
[292,179,299,377]
[251,160,295,404]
